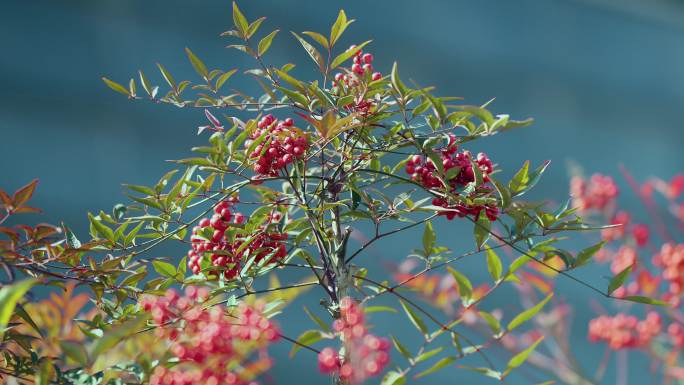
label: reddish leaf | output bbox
[0,227,20,243]
[12,206,42,214]
[0,189,11,207]
[12,179,39,208]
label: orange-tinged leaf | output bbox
[12,179,38,208]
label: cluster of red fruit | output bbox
[609,245,637,275]
[140,287,279,385]
[601,211,649,246]
[404,135,498,221]
[317,297,390,384]
[588,311,661,350]
[333,47,382,88]
[245,114,309,177]
[570,173,619,212]
[187,198,287,279]
[332,47,382,115]
[653,242,684,299]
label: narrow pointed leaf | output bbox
[415,356,456,378]
[399,300,428,336]
[485,245,503,282]
[102,77,130,96]
[507,293,553,331]
[506,336,544,373]
[258,29,280,56]
[185,47,209,79]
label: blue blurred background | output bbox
[2,0,683,384]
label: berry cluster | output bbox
[600,211,650,247]
[653,242,684,298]
[610,245,637,275]
[668,322,684,348]
[332,47,382,88]
[140,287,279,385]
[404,135,498,221]
[188,199,287,279]
[245,114,309,177]
[570,173,619,212]
[332,47,382,115]
[317,297,390,384]
[588,311,661,350]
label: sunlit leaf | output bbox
[0,279,36,340]
[608,265,633,296]
[399,300,428,337]
[289,329,323,357]
[507,293,553,331]
[505,336,544,374]
[415,356,456,378]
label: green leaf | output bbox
[485,245,503,282]
[422,221,436,256]
[399,300,428,336]
[0,279,36,340]
[291,32,325,72]
[156,63,176,89]
[470,158,484,186]
[414,347,444,363]
[128,78,137,96]
[289,329,323,357]
[138,70,153,97]
[274,68,304,90]
[63,224,82,249]
[246,16,266,39]
[364,306,398,314]
[232,1,249,36]
[381,371,406,385]
[330,40,371,69]
[60,341,89,367]
[88,213,115,242]
[608,264,633,295]
[506,255,529,279]
[622,295,670,306]
[526,160,551,194]
[479,311,501,336]
[101,77,130,96]
[447,267,473,306]
[458,366,502,379]
[329,9,353,47]
[152,260,177,278]
[509,160,550,197]
[390,62,408,96]
[574,241,605,268]
[185,47,209,79]
[302,31,329,49]
[415,356,456,378]
[490,177,512,209]
[14,303,43,338]
[507,293,553,331]
[391,335,412,360]
[508,160,530,196]
[506,336,544,373]
[89,315,147,361]
[258,29,280,56]
[303,307,330,331]
[473,210,491,250]
[215,69,238,90]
